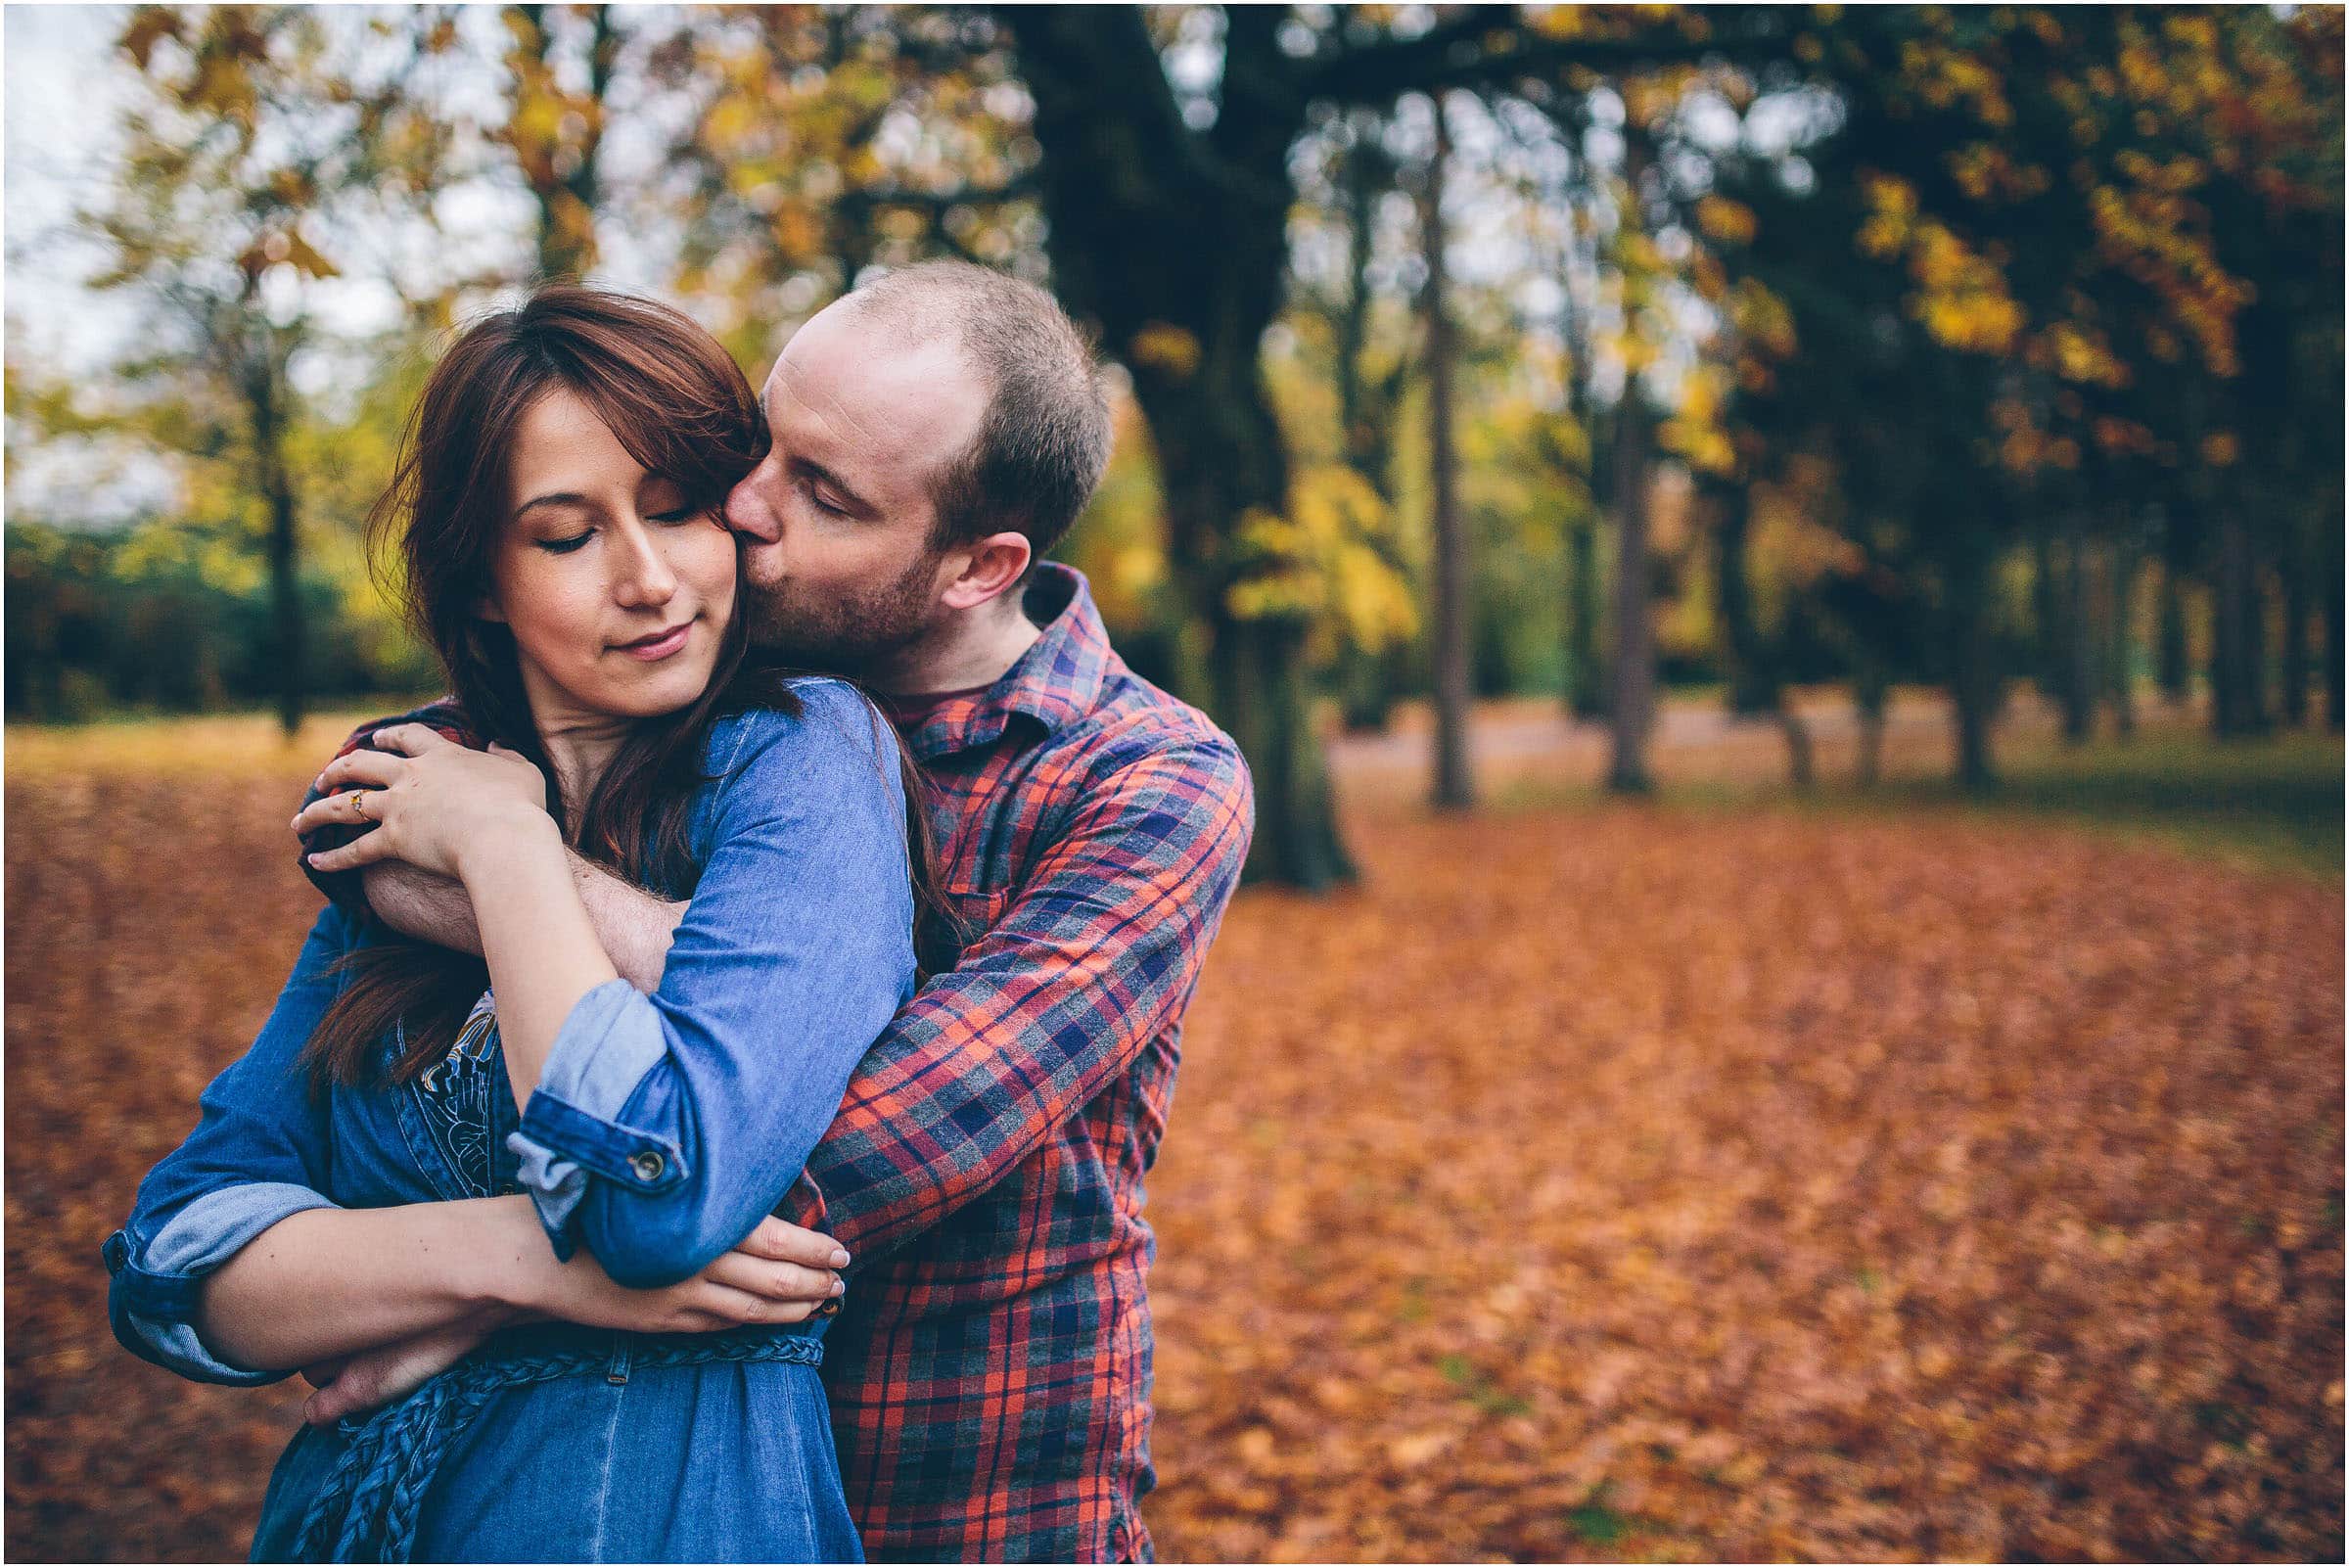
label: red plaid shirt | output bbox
[302,565,1254,1561]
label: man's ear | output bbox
[939,531,1033,612]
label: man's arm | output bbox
[358,858,685,993]
[297,704,685,992]
[779,733,1254,1271]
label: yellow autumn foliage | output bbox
[1223,466,1416,662]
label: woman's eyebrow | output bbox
[512,490,591,520]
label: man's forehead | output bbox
[769,318,971,446]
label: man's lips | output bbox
[613,621,693,660]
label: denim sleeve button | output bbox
[102,1230,130,1274]
[628,1150,666,1183]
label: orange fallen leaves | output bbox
[6,750,2342,1562]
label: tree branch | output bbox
[1310,6,1801,108]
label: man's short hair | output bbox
[844,261,1112,572]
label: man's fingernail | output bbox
[829,1249,851,1268]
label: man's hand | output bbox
[298,1216,850,1426]
[300,1310,513,1427]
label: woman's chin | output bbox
[590,657,721,719]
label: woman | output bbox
[103,287,917,1562]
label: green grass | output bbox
[1872,726,2342,878]
[1499,722,2343,881]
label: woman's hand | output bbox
[299,1308,519,1427]
[296,723,551,884]
[537,1215,850,1336]
[298,1217,849,1427]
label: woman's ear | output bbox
[474,591,507,625]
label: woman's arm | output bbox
[295,726,619,1109]
[505,685,918,1286]
[107,900,845,1385]
[195,1196,849,1373]
[298,682,915,1288]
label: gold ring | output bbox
[348,790,368,821]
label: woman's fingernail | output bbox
[829,1248,851,1268]
[830,1277,847,1296]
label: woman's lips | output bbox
[614,622,692,661]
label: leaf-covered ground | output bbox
[6,715,2341,1561]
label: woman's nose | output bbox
[612,523,679,608]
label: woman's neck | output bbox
[531,707,632,826]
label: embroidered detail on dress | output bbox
[409,990,501,1199]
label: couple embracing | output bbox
[104,262,1254,1563]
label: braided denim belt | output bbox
[291,1325,824,1563]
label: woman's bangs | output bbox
[571,370,757,514]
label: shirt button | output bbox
[628,1150,666,1183]
[496,1181,521,1197]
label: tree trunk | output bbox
[1854,668,1887,788]
[2056,516,2094,744]
[1555,165,1605,722]
[2106,530,2138,739]
[1714,481,1773,716]
[2212,509,2266,737]
[1422,105,1471,810]
[1331,115,1404,734]
[2280,560,2311,728]
[512,3,614,281]
[2156,563,2190,707]
[2032,520,2063,702]
[1777,707,1815,791]
[2327,540,2346,734]
[1005,6,1352,886]
[1564,475,1607,719]
[1606,389,1655,794]
[1947,536,2000,792]
[245,342,304,739]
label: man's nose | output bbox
[724,464,782,544]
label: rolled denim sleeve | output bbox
[504,681,918,1287]
[104,902,357,1385]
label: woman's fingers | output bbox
[685,1279,821,1327]
[733,1215,852,1271]
[369,722,451,757]
[305,827,396,874]
[292,789,389,837]
[313,748,407,794]
[700,1248,841,1307]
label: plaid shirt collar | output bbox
[896,562,1112,763]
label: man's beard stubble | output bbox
[739,546,944,681]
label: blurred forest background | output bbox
[6,2,2341,883]
[6,5,2343,1563]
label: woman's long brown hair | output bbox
[303,286,946,1089]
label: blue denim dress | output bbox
[104,681,917,1563]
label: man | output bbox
[296,262,1254,1560]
